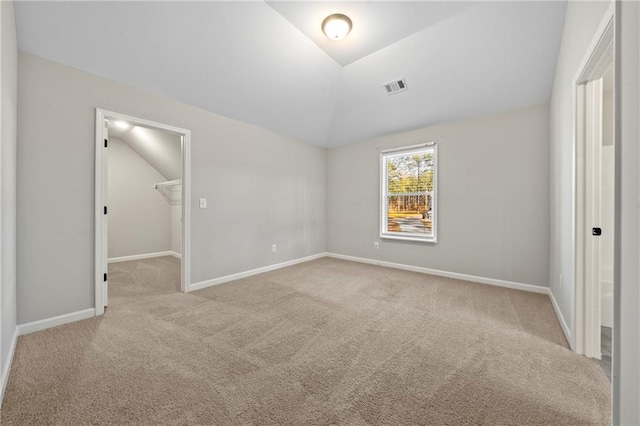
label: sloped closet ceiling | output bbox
[109,121,182,181]
[14,1,567,148]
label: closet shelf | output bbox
[154,179,182,205]
[154,179,181,189]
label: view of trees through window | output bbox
[383,147,435,239]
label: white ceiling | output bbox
[329,1,567,145]
[14,1,567,148]
[108,121,182,181]
[266,1,476,66]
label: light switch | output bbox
[199,198,207,209]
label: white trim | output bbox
[108,251,176,264]
[95,108,192,316]
[584,77,605,359]
[0,327,18,403]
[189,253,328,292]
[180,130,191,294]
[549,289,573,349]
[380,234,436,243]
[380,142,433,154]
[95,109,107,316]
[170,251,181,259]
[17,308,96,336]
[571,6,615,355]
[326,253,548,294]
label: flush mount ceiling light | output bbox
[114,120,130,129]
[322,14,352,41]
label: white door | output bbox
[584,77,604,359]
[599,72,615,330]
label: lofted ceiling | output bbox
[266,1,476,66]
[14,1,567,148]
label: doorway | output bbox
[573,14,614,378]
[94,109,191,315]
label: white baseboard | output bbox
[326,252,549,294]
[170,251,181,259]
[189,252,328,292]
[0,327,18,403]
[18,308,96,336]
[108,251,175,263]
[548,289,572,349]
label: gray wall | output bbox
[615,1,640,423]
[327,104,550,287]
[548,0,610,343]
[1,0,18,392]
[107,137,171,259]
[17,53,327,324]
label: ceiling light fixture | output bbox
[322,14,352,41]
[114,120,130,129]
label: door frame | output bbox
[94,109,192,315]
[572,8,614,357]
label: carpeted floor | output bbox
[1,256,611,425]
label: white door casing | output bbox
[572,8,614,358]
[102,118,109,309]
[94,111,108,315]
[94,109,191,315]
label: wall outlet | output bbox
[199,198,207,209]
[272,244,277,253]
[373,242,380,250]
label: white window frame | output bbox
[380,142,438,243]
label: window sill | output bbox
[380,233,437,244]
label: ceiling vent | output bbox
[383,78,408,95]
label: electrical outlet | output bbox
[373,242,380,250]
[272,244,277,253]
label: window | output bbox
[380,143,437,242]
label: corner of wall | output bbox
[0,0,18,405]
[548,287,572,348]
[0,326,17,402]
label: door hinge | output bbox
[592,227,602,236]
[104,273,108,282]
[104,139,108,148]
[104,206,107,215]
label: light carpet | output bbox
[1,256,611,425]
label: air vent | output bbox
[383,78,408,95]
